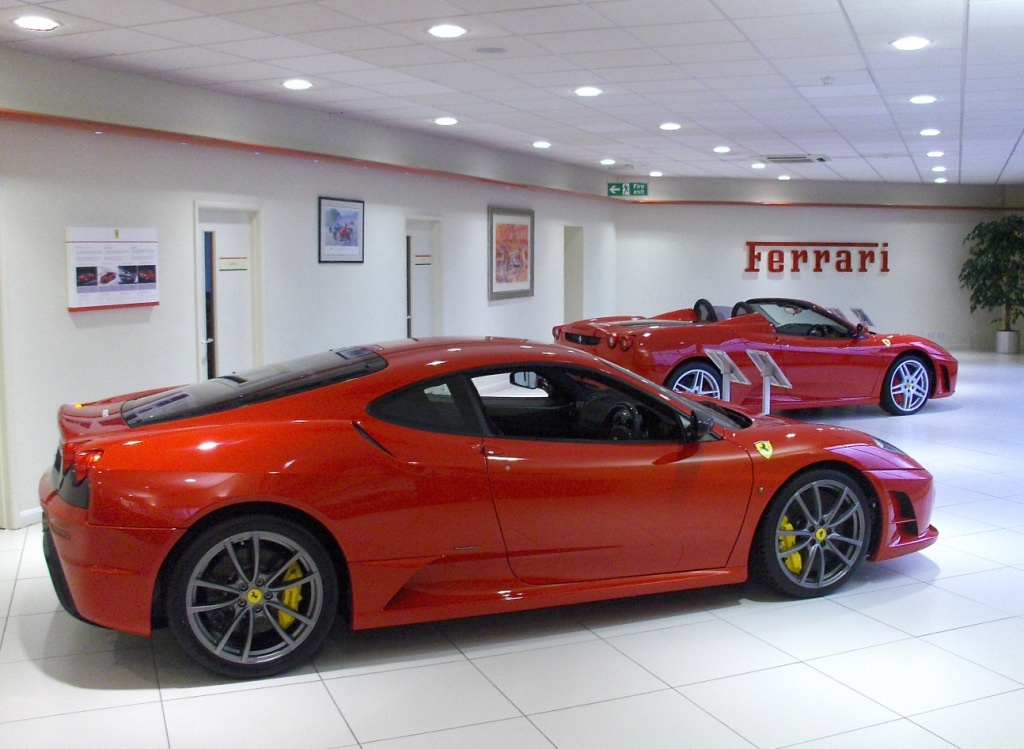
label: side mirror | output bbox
[686,409,714,442]
[854,323,868,339]
[511,371,539,389]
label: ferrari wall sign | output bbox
[745,241,889,274]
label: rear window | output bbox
[122,347,386,427]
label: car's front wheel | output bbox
[166,515,338,678]
[754,469,872,598]
[880,355,931,415]
[666,361,722,399]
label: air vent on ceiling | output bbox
[760,154,830,164]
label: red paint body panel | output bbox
[40,337,937,640]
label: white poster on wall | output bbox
[66,227,159,311]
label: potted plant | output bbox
[959,214,1024,354]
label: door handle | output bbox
[202,338,214,345]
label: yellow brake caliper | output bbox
[277,562,304,629]
[779,517,803,574]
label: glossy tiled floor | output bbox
[2,351,1023,748]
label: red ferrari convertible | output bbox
[41,338,936,678]
[554,298,957,415]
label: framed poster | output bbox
[488,206,534,300]
[66,227,159,311]
[319,196,364,263]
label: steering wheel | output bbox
[808,324,827,337]
[606,402,642,441]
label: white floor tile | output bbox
[8,575,61,616]
[313,622,466,679]
[912,689,1024,749]
[930,566,1024,615]
[364,717,554,749]
[324,660,519,743]
[606,617,794,685]
[924,618,1024,683]
[569,589,716,637]
[531,690,753,749]
[0,702,169,749]
[0,650,159,723]
[834,581,1008,635]
[877,542,1002,581]
[810,639,1019,716]
[164,681,357,749]
[726,597,909,660]
[0,579,14,619]
[679,663,897,747]
[437,607,597,658]
[940,527,1024,565]
[472,639,666,714]
[0,610,150,664]
[0,550,20,581]
[784,718,958,748]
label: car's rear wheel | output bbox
[666,361,722,399]
[166,515,338,679]
[754,469,872,598]
[880,355,931,415]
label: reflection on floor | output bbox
[2,351,1023,748]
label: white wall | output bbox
[614,204,997,351]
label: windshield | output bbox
[123,347,386,427]
[751,300,854,338]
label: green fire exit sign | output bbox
[607,182,649,197]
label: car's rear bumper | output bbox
[40,472,184,637]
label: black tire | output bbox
[754,469,872,598]
[666,361,722,399]
[166,515,338,679]
[880,355,931,415]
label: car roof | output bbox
[371,336,601,377]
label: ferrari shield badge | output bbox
[882,338,892,346]
[755,440,773,459]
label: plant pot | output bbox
[995,330,1021,354]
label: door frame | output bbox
[193,202,263,381]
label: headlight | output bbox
[873,436,908,457]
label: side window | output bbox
[469,366,684,443]
[369,379,477,434]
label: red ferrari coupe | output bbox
[554,298,957,415]
[41,338,936,678]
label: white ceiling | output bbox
[2,0,1023,184]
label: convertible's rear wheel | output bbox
[167,515,338,678]
[755,470,871,598]
[666,361,722,399]
[880,355,931,415]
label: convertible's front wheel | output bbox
[666,361,722,399]
[880,355,931,415]
[167,515,338,679]
[755,470,872,598]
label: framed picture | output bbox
[319,197,364,263]
[488,206,534,300]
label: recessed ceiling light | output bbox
[14,15,60,31]
[909,95,937,104]
[919,128,941,136]
[283,78,312,90]
[600,158,615,166]
[891,36,930,51]
[533,140,551,149]
[434,116,458,126]
[778,175,791,181]
[649,171,663,177]
[931,166,947,172]
[429,24,467,39]
[751,162,766,170]
[659,122,682,131]
[934,178,948,184]
[574,86,603,97]
[713,146,731,154]
[927,151,944,158]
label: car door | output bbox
[469,366,755,585]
